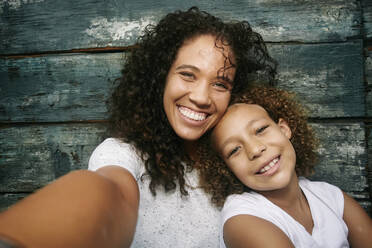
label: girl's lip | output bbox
[256,156,281,176]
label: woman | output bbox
[0,7,276,248]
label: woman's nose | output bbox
[188,81,211,107]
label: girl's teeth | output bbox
[259,158,279,174]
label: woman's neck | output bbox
[184,140,198,161]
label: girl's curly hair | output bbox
[109,7,278,196]
[197,86,319,207]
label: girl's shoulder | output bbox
[221,191,271,226]
[299,177,342,197]
[299,177,344,216]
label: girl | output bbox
[198,86,372,248]
[0,7,277,248]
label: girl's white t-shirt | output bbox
[88,138,220,248]
[220,178,349,248]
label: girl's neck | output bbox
[259,175,303,210]
[259,175,314,234]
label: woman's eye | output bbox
[179,71,195,80]
[214,82,229,90]
[256,125,269,135]
[227,146,240,158]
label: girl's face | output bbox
[211,104,297,193]
[163,34,236,141]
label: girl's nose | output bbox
[246,139,267,160]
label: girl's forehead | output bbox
[213,104,269,136]
[226,103,268,119]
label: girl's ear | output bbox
[278,118,292,139]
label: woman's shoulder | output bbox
[88,138,144,180]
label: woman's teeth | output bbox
[178,106,207,121]
[259,157,279,174]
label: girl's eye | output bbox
[227,146,241,158]
[256,125,269,135]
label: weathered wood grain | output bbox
[0,123,367,194]
[310,122,370,212]
[310,123,367,192]
[362,0,372,39]
[0,193,28,211]
[273,40,364,118]
[368,125,372,205]
[0,53,124,122]
[366,49,372,117]
[0,41,364,122]
[0,123,107,192]
[0,0,360,54]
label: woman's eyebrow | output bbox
[217,75,233,84]
[175,64,200,71]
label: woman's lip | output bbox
[177,105,210,115]
[176,105,210,126]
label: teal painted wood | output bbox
[0,193,28,211]
[0,0,361,54]
[0,123,367,196]
[0,53,124,122]
[272,40,364,118]
[366,49,372,117]
[310,122,370,212]
[362,0,372,39]
[310,123,367,192]
[0,41,364,122]
[368,125,372,205]
[0,123,107,192]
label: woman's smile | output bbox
[163,34,236,141]
[177,105,209,122]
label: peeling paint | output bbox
[278,69,329,86]
[336,142,365,157]
[0,0,44,13]
[84,16,155,44]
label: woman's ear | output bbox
[278,118,292,139]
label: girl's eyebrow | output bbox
[217,118,261,148]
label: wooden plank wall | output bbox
[0,0,371,214]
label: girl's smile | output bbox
[256,156,280,176]
[212,103,297,192]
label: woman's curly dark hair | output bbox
[109,7,278,196]
[197,86,319,207]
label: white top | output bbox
[220,178,349,248]
[88,138,220,247]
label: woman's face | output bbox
[163,34,236,141]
